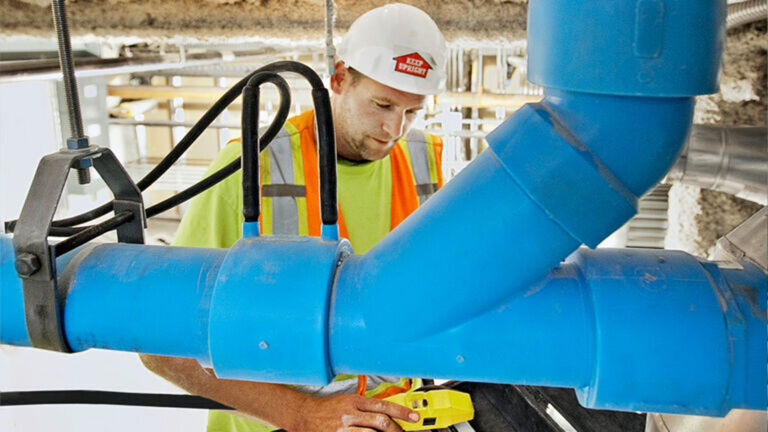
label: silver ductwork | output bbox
[727,0,768,30]
[711,206,767,272]
[666,125,767,205]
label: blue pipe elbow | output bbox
[333,89,694,353]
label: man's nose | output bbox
[382,111,406,139]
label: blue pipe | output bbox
[332,0,717,362]
[62,243,227,364]
[1,233,29,346]
[0,236,227,365]
[2,236,765,415]
[331,248,767,416]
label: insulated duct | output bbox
[667,125,767,205]
[727,0,768,30]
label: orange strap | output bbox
[372,379,412,399]
[356,375,367,396]
[356,375,413,399]
[389,144,420,230]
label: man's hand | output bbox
[294,394,420,432]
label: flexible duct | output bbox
[727,0,768,30]
[667,125,767,205]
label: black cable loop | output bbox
[242,72,291,223]
[6,61,336,235]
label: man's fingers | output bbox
[343,428,378,432]
[357,397,420,423]
[351,412,403,432]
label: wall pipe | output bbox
[666,125,767,205]
[1,235,765,416]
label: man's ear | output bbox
[330,61,348,95]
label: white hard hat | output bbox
[338,3,447,95]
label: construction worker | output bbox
[141,4,447,431]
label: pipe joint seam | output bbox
[487,103,637,248]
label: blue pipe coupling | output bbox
[208,236,351,384]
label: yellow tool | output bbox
[384,388,474,431]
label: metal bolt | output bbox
[456,355,465,363]
[259,341,269,350]
[15,253,41,277]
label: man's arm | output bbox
[139,354,420,432]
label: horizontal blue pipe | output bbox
[0,235,227,365]
[2,239,765,415]
[331,248,767,416]
[64,244,227,364]
[1,234,29,346]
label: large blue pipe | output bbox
[1,236,765,415]
[0,238,227,364]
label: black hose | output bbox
[259,62,337,227]
[0,390,232,410]
[144,77,292,219]
[6,64,275,232]
[6,61,336,235]
[53,211,133,257]
[0,390,291,431]
[242,72,291,223]
[312,88,338,226]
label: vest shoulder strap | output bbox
[401,129,441,204]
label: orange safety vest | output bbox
[257,110,444,237]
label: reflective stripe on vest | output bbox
[257,111,442,236]
[401,129,439,205]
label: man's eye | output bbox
[374,101,391,109]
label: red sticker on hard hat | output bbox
[393,53,432,78]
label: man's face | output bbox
[331,66,426,161]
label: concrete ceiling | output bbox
[2,0,529,43]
